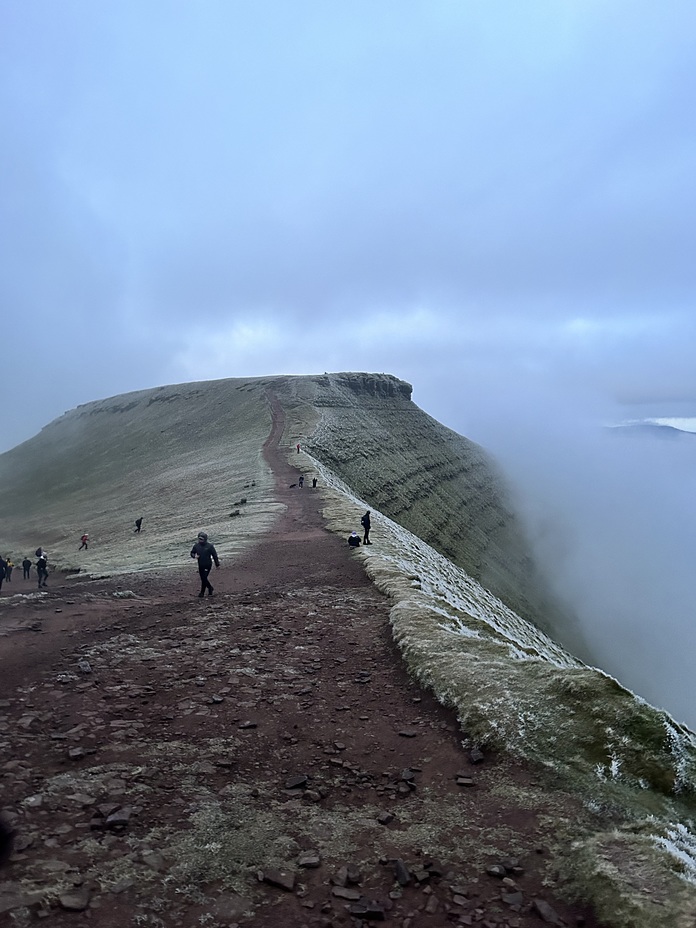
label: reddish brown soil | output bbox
[0,399,606,928]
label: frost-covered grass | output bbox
[305,451,696,928]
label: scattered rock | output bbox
[106,807,132,829]
[297,849,321,868]
[393,859,411,886]
[469,747,485,764]
[259,868,296,891]
[59,889,91,911]
[349,900,386,920]
[456,775,476,787]
[502,890,524,906]
[532,898,564,925]
[284,774,308,790]
[332,886,361,901]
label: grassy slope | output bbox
[0,377,281,574]
[272,372,589,658]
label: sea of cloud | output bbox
[443,383,696,730]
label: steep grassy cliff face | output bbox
[0,378,280,573]
[272,373,585,654]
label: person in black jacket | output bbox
[0,557,6,594]
[190,532,220,598]
[360,511,372,545]
[22,558,32,580]
[36,553,49,588]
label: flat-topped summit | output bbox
[0,372,577,652]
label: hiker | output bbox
[22,557,32,579]
[134,517,143,533]
[312,477,317,488]
[348,531,361,548]
[296,443,300,454]
[0,557,6,593]
[36,552,48,588]
[361,511,372,545]
[4,559,13,582]
[298,475,304,488]
[79,533,89,550]
[190,531,220,598]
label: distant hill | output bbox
[0,372,582,654]
[606,422,696,439]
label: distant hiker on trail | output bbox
[4,559,13,582]
[134,517,143,533]
[296,443,301,454]
[312,477,317,488]
[36,553,48,588]
[361,511,372,545]
[298,475,304,488]
[22,558,32,580]
[348,532,361,548]
[79,533,89,550]
[0,557,6,593]
[190,531,220,598]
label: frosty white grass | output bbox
[306,453,696,927]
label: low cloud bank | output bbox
[437,383,696,729]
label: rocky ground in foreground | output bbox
[0,416,606,928]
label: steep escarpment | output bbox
[1,371,581,654]
[272,373,585,654]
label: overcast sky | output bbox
[2,1,696,722]
[2,0,696,450]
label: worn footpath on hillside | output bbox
[0,399,604,928]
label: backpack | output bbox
[360,515,368,528]
[35,547,42,558]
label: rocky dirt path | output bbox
[0,397,604,928]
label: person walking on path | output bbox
[296,443,301,454]
[361,510,372,545]
[4,559,13,582]
[36,552,48,588]
[79,533,89,550]
[298,475,304,488]
[0,557,6,594]
[134,517,143,533]
[190,531,220,598]
[312,477,317,488]
[22,558,32,580]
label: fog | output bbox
[443,382,696,729]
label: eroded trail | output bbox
[0,397,604,927]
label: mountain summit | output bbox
[1,373,695,927]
